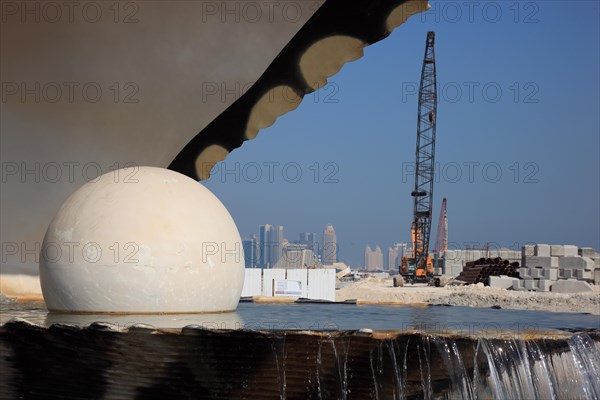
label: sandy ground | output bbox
[336,277,600,315]
[2,279,598,315]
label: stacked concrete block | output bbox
[551,279,593,293]
[537,279,553,292]
[521,245,534,269]
[521,244,599,288]
[523,256,558,269]
[558,257,595,283]
[512,280,525,290]
[522,244,535,256]
[524,279,537,290]
[558,256,594,270]
[559,268,573,279]
[489,276,518,289]
[513,266,548,291]
[543,268,558,281]
[524,279,536,290]
[550,245,565,257]
[513,278,553,292]
[530,268,543,279]
[534,244,551,257]
[574,269,593,281]
[518,256,558,289]
[563,245,579,257]
[578,247,597,257]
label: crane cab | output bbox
[400,256,434,284]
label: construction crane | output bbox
[400,31,438,284]
[434,197,448,256]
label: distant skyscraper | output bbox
[271,225,284,267]
[275,243,317,269]
[365,245,384,271]
[322,223,337,265]
[387,245,401,271]
[298,232,318,257]
[308,233,317,256]
[259,224,283,268]
[243,235,259,268]
[259,224,272,268]
[364,245,372,269]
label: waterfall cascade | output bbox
[1,320,598,399]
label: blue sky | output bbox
[204,1,600,267]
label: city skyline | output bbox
[246,224,325,268]
[244,222,407,269]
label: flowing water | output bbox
[1,302,599,399]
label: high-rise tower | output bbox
[299,232,318,257]
[322,223,337,265]
[271,225,284,268]
[387,245,401,271]
[259,224,272,268]
[243,235,259,268]
[365,245,384,271]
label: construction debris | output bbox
[393,276,404,287]
[437,275,456,287]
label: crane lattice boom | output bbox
[411,31,437,272]
[434,197,447,255]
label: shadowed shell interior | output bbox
[169,0,430,180]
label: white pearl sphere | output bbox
[39,167,244,313]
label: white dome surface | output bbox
[39,167,245,313]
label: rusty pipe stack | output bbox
[455,257,520,285]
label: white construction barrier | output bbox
[307,269,336,301]
[240,269,262,297]
[261,269,286,296]
[286,269,308,298]
[240,268,335,301]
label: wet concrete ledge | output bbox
[1,319,599,399]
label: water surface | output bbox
[2,301,598,334]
